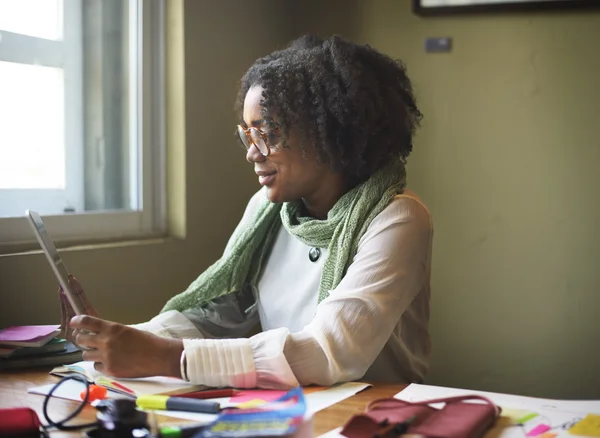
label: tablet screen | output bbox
[26,210,86,315]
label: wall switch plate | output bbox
[425,37,452,53]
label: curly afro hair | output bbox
[236,34,423,185]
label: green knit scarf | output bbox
[160,159,407,313]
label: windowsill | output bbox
[0,233,183,257]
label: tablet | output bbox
[26,210,86,315]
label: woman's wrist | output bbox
[160,338,185,378]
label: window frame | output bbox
[0,0,167,251]
[0,0,84,217]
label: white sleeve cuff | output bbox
[250,328,300,389]
[182,328,300,389]
[130,310,204,339]
[183,338,257,388]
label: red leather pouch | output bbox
[0,407,43,437]
[341,395,501,438]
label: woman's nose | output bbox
[246,143,265,163]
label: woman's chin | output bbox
[265,187,291,204]
[265,188,282,203]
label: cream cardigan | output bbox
[133,188,433,388]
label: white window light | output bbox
[0,0,166,249]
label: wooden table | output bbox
[0,369,406,437]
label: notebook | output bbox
[50,360,208,397]
[0,325,60,348]
[8,338,67,358]
[0,341,82,370]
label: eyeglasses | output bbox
[236,125,270,157]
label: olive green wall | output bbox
[348,1,600,399]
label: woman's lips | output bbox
[258,173,276,185]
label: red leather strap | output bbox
[367,395,501,417]
[339,395,502,438]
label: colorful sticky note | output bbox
[500,407,537,424]
[527,424,551,437]
[568,414,600,437]
[230,387,326,404]
[231,390,289,404]
[95,376,136,396]
[237,399,270,409]
[518,413,540,424]
[538,433,557,438]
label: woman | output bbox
[71,35,433,389]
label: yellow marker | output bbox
[136,394,220,414]
[137,394,170,410]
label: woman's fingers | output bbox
[81,348,103,363]
[93,362,107,375]
[75,330,100,349]
[70,315,106,333]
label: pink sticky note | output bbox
[0,325,60,342]
[526,424,551,437]
[230,390,289,404]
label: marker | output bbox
[159,423,207,438]
[148,412,207,438]
[136,394,221,414]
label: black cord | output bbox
[42,374,99,431]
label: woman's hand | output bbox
[59,276,102,343]
[70,315,183,379]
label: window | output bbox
[0,0,165,248]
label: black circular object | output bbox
[309,247,321,262]
[85,399,150,438]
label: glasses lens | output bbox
[237,126,251,150]
[250,129,269,155]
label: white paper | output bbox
[148,409,218,423]
[28,379,119,402]
[305,382,371,415]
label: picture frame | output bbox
[413,0,600,16]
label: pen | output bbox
[136,394,221,414]
[177,388,238,399]
[95,376,136,396]
[110,380,136,395]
